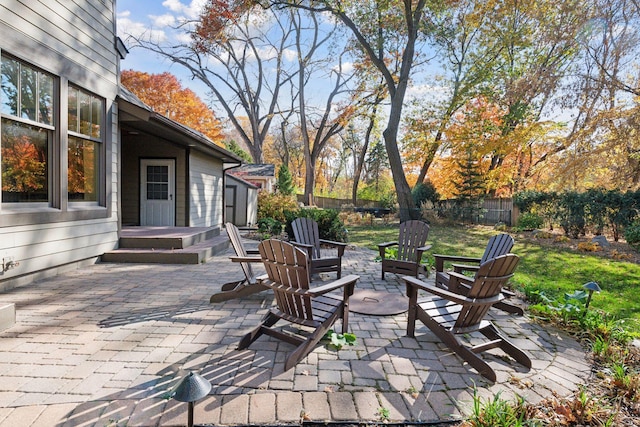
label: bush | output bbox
[257,191,298,223]
[412,181,439,208]
[257,218,283,236]
[284,208,348,242]
[516,212,543,231]
[625,221,640,250]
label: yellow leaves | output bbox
[577,242,602,252]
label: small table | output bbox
[348,289,408,316]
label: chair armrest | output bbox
[416,244,433,261]
[433,254,481,272]
[447,271,474,294]
[230,256,262,263]
[319,239,347,257]
[266,275,359,298]
[404,276,502,306]
[291,241,314,258]
[452,263,480,274]
[308,274,359,297]
[254,274,272,287]
[378,241,398,258]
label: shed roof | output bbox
[232,164,276,177]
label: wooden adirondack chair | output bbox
[237,239,359,371]
[434,233,523,315]
[209,223,267,303]
[378,220,432,279]
[291,217,347,278]
[405,254,531,382]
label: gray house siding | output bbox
[189,151,223,228]
[0,0,120,286]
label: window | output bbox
[1,55,54,204]
[68,86,103,202]
[146,165,169,200]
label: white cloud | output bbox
[332,61,354,73]
[117,12,168,43]
[283,48,297,62]
[151,14,176,27]
[161,0,206,19]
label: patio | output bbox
[0,243,591,426]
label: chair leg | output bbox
[494,300,525,316]
[481,324,532,369]
[284,309,343,371]
[415,307,497,382]
[237,311,279,350]
[210,282,267,303]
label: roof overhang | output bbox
[117,87,243,167]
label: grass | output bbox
[346,222,640,335]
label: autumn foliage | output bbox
[121,70,223,145]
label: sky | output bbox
[116,0,211,95]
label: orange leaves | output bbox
[121,70,224,145]
[194,0,254,50]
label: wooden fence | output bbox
[296,195,517,226]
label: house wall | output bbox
[247,187,258,226]
[225,175,258,227]
[121,135,187,226]
[0,0,120,286]
[189,150,223,228]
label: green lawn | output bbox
[346,223,640,334]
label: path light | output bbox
[582,281,602,314]
[172,371,211,427]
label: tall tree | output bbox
[121,70,224,144]
[289,9,355,205]
[128,5,298,163]
[258,0,432,220]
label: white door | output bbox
[140,159,175,226]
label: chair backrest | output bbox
[397,220,430,262]
[291,218,321,259]
[226,222,255,282]
[455,254,520,331]
[480,233,515,264]
[258,239,314,322]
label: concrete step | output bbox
[101,233,230,264]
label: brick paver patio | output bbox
[0,243,592,426]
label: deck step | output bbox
[101,228,230,265]
[118,227,219,249]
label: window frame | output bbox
[0,52,109,226]
[1,54,57,210]
[67,85,104,205]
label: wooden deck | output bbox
[101,226,230,264]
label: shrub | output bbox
[516,212,543,231]
[257,218,283,236]
[284,208,348,242]
[412,181,439,208]
[557,191,587,238]
[257,191,298,223]
[625,221,640,250]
